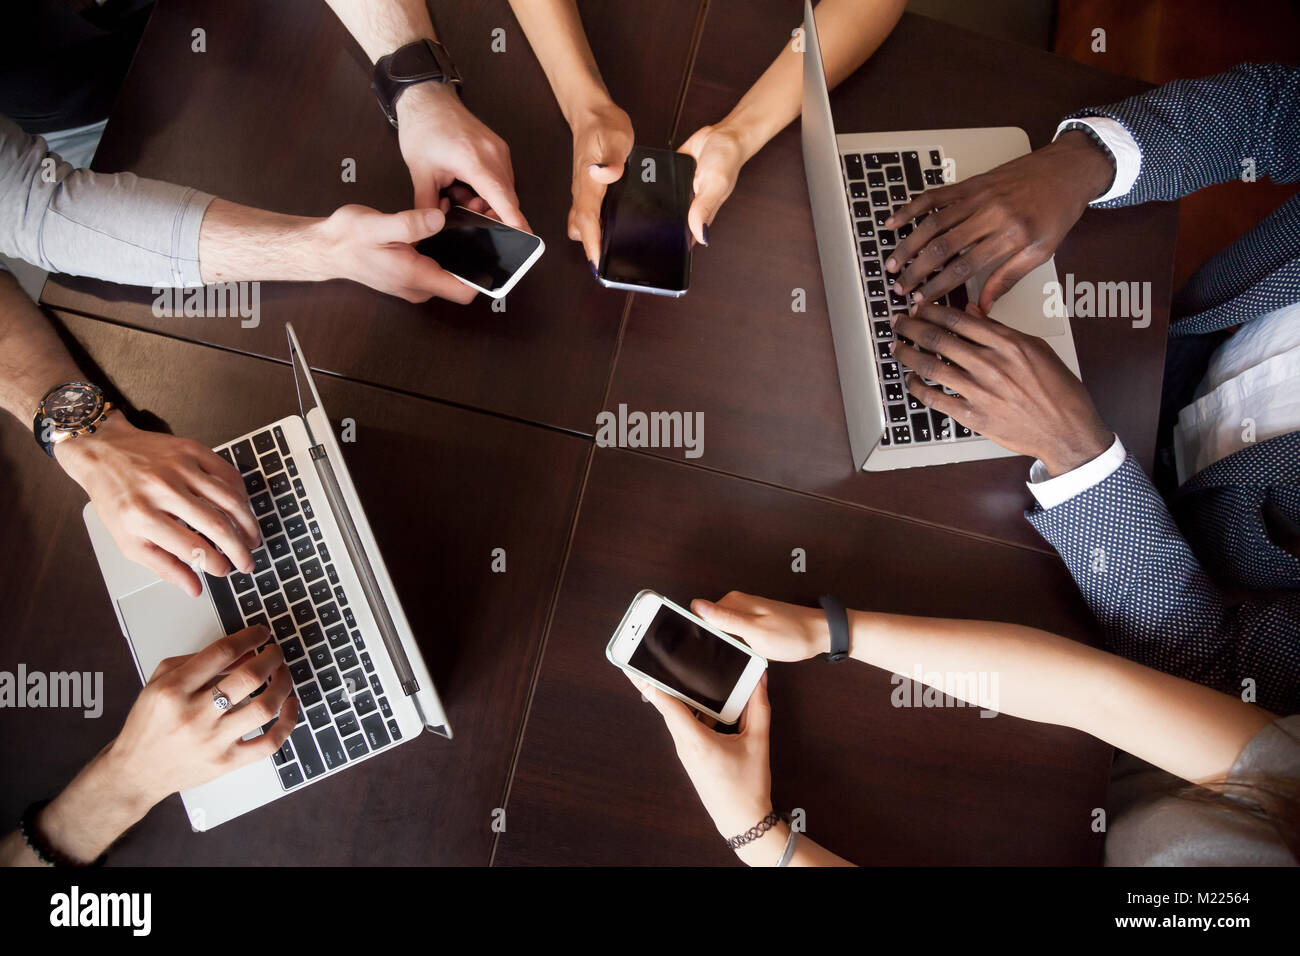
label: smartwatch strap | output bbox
[819,594,850,662]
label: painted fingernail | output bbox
[701,223,709,246]
[889,341,897,353]
[885,217,896,227]
[589,260,598,277]
[912,291,923,302]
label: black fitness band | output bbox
[819,594,850,662]
[19,800,106,867]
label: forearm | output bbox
[844,610,1272,782]
[734,821,854,867]
[197,199,332,284]
[719,0,906,161]
[508,0,611,124]
[0,746,154,866]
[0,271,83,424]
[324,0,437,62]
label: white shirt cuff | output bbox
[1026,435,1126,509]
[1054,116,1141,204]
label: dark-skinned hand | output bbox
[889,301,1113,476]
[884,130,1114,312]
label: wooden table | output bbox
[3,0,1182,865]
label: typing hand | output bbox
[56,415,261,596]
[884,130,1114,311]
[889,302,1113,476]
[691,592,829,662]
[315,205,476,304]
[676,123,749,246]
[627,670,774,844]
[395,83,529,231]
[105,625,298,806]
[566,99,633,267]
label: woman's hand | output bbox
[629,671,774,843]
[691,591,829,662]
[105,624,299,807]
[676,123,750,246]
[566,99,634,266]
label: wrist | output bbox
[97,740,167,815]
[1054,129,1115,204]
[52,408,131,483]
[558,79,615,130]
[733,818,789,867]
[393,78,459,128]
[1039,426,1114,478]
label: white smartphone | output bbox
[606,589,767,725]
[415,206,545,299]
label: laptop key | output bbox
[253,430,276,454]
[336,646,359,671]
[260,452,282,475]
[275,495,299,518]
[292,537,315,561]
[298,681,323,708]
[903,151,924,191]
[911,412,934,442]
[250,492,273,517]
[316,727,347,770]
[277,763,305,789]
[284,577,307,603]
[361,713,390,749]
[850,181,867,198]
[885,165,903,183]
[243,472,266,496]
[368,674,384,696]
[289,660,313,684]
[300,622,324,647]
[308,645,331,670]
[843,153,864,179]
[231,440,257,473]
[344,734,369,760]
[873,320,892,340]
[238,591,262,617]
[272,739,293,766]
[354,691,377,716]
[286,456,298,477]
[217,448,234,466]
[326,624,350,650]
[887,403,907,424]
[326,687,351,715]
[269,473,291,497]
[379,696,392,719]
[318,666,341,692]
[929,149,942,166]
[300,558,323,582]
[205,574,244,636]
[258,514,282,539]
[388,719,403,742]
[866,171,885,188]
[264,593,287,618]
[889,184,908,203]
[891,425,912,444]
[272,615,296,641]
[292,600,315,626]
[229,571,255,594]
[870,189,889,206]
[307,703,331,730]
[281,636,305,663]
[291,725,326,778]
[274,556,297,580]
[326,564,339,586]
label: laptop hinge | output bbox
[308,441,420,696]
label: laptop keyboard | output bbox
[205,425,403,791]
[843,147,979,447]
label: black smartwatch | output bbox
[819,594,851,662]
[371,37,462,128]
[32,381,114,458]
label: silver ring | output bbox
[211,686,232,712]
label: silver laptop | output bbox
[800,0,1081,471]
[84,324,450,831]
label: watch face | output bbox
[43,384,103,428]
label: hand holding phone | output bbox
[607,590,766,724]
[596,146,695,297]
[415,206,545,299]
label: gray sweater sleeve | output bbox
[0,115,214,287]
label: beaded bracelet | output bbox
[19,800,106,867]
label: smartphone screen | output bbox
[415,206,542,296]
[597,146,694,294]
[629,603,750,713]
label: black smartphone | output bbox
[596,145,695,297]
[415,206,545,299]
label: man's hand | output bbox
[889,302,1114,476]
[313,204,476,304]
[884,131,1114,311]
[566,99,633,266]
[55,414,261,596]
[395,83,529,231]
[676,123,749,246]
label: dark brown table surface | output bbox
[4,0,1175,865]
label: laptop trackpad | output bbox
[973,259,1066,337]
[118,580,225,682]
